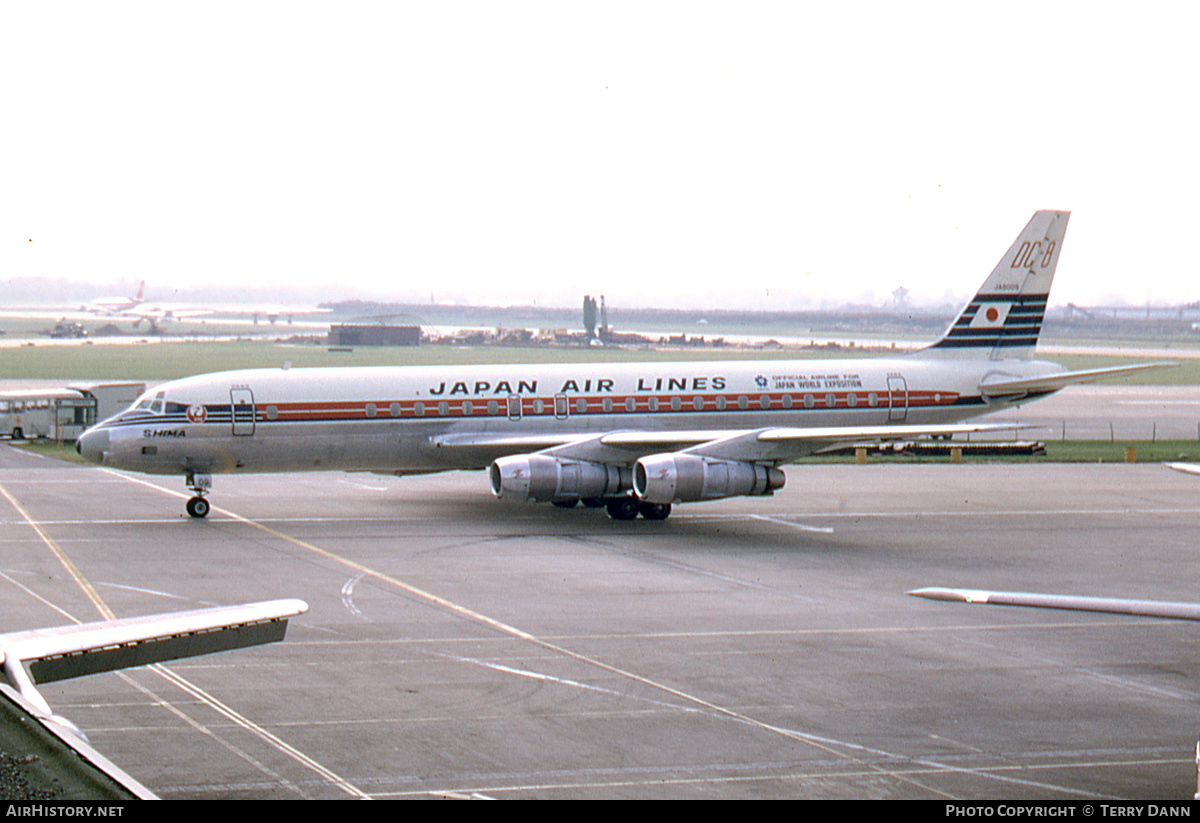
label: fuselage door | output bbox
[231,388,256,436]
[887,375,908,422]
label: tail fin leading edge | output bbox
[929,210,1070,359]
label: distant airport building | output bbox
[327,324,421,347]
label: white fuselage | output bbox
[78,352,1059,477]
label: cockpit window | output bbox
[121,390,187,421]
[129,390,163,415]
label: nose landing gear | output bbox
[185,472,213,518]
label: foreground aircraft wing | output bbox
[2,599,308,684]
[0,599,307,800]
[1166,462,1200,477]
[436,422,1025,465]
[978,363,1176,397]
[908,587,1200,621]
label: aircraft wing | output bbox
[0,599,307,799]
[908,587,1200,621]
[1166,462,1200,477]
[2,599,308,684]
[677,422,1022,462]
[978,362,1175,397]
[434,422,1025,465]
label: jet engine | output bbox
[633,453,785,504]
[489,454,628,503]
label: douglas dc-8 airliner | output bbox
[76,211,1167,520]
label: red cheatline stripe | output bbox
[243,390,962,421]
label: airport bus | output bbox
[0,382,144,441]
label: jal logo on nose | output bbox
[186,404,208,424]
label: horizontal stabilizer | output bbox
[978,362,1176,397]
[2,599,308,684]
[908,587,1200,621]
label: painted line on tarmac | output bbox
[377,751,1130,798]
[114,669,306,797]
[149,663,368,799]
[0,481,114,620]
[749,514,833,533]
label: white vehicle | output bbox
[0,389,79,440]
[1,382,144,441]
[77,211,1167,520]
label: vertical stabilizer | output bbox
[927,210,1070,360]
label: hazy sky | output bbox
[3,2,1197,310]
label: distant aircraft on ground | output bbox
[82,280,145,315]
[0,599,307,798]
[77,211,1170,520]
[79,281,328,328]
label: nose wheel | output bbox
[185,472,213,519]
[186,496,210,518]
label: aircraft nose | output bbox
[76,427,109,465]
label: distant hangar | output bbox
[327,323,421,347]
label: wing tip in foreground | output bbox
[908,587,1200,621]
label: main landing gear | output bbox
[604,496,671,521]
[549,495,669,519]
[185,472,213,519]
